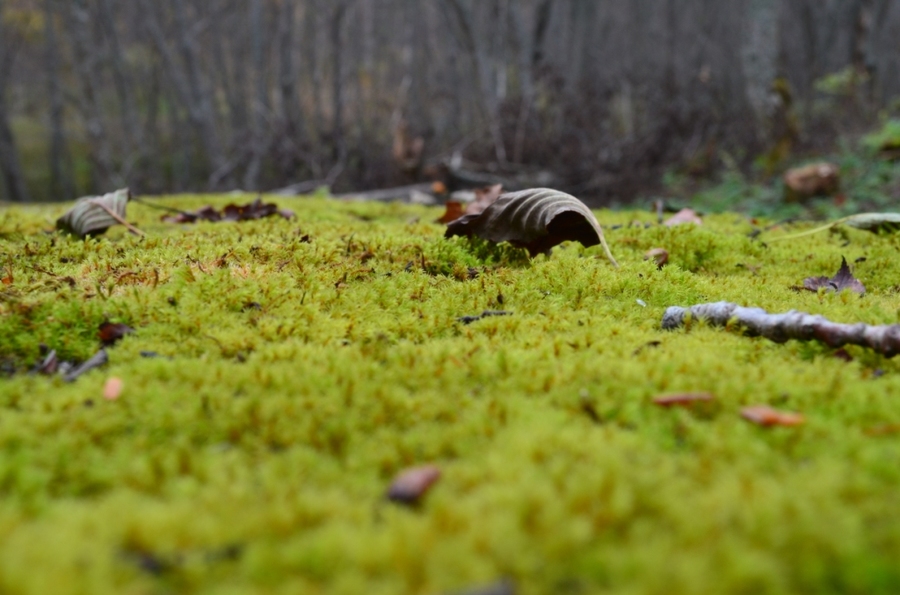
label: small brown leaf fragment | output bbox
[103,377,124,400]
[802,256,865,295]
[740,405,805,427]
[436,201,466,224]
[833,348,854,362]
[644,248,669,268]
[653,392,714,407]
[386,464,441,506]
[99,322,135,346]
[664,208,702,227]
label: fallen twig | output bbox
[63,349,109,382]
[88,199,145,237]
[662,301,900,358]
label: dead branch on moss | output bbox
[662,301,900,358]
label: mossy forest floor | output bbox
[2,194,900,594]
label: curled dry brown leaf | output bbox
[386,464,441,506]
[740,405,805,427]
[445,188,618,266]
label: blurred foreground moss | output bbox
[2,195,900,594]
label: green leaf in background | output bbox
[56,188,134,238]
[843,212,900,233]
[769,212,900,242]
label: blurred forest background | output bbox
[0,0,899,204]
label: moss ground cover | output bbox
[2,195,900,594]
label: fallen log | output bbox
[331,183,441,205]
[662,301,900,357]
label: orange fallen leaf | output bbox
[103,377,124,400]
[386,464,441,506]
[664,208,702,227]
[436,201,465,224]
[653,392,714,407]
[740,405,804,427]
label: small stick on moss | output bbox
[88,199,145,237]
[662,301,900,358]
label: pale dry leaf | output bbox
[741,405,804,427]
[103,377,124,400]
[664,208,702,227]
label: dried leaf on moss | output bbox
[56,188,136,238]
[653,392,714,407]
[103,377,124,400]
[644,248,669,268]
[741,405,804,427]
[162,197,294,224]
[802,257,865,295]
[664,208,702,227]
[99,322,135,346]
[386,464,441,506]
[445,188,618,265]
[436,200,465,224]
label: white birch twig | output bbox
[662,301,900,358]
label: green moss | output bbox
[2,195,900,594]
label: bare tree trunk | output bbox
[98,0,142,181]
[244,0,266,190]
[742,0,779,138]
[0,94,28,202]
[441,0,507,163]
[43,0,74,200]
[64,0,115,191]
[0,0,27,202]
[331,0,354,163]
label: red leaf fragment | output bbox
[653,392,714,407]
[98,322,135,346]
[802,256,865,295]
[664,208,702,226]
[386,464,441,506]
[740,405,805,427]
